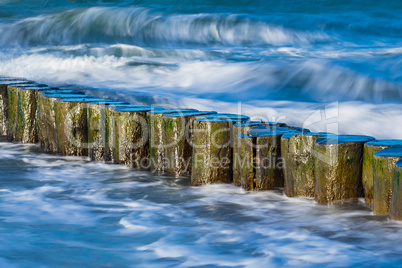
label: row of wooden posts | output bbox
[1,77,402,221]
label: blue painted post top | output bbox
[163,111,217,118]
[365,140,402,147]
[147,108,198,114]
[374,146,402,158]
[42,94,94,99]
[315,135,375,145]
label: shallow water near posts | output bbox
[0,142,402,267]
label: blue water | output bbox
[0,1,402,266]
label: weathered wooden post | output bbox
[391,159,402,221]
[114,106,164,168]
[87,101,129,161]
[37,93,93,152]
[314,135,375,203]
[163,111,217,176]
[233,121,287,187]
[247,127,288,190]
[282,132,335,198]
[191,118,234,186]
[7,84,50,143]
[233,133,255,190]
[0,80,29,137]
[100,103,140,164]
[54,97,110,156]
[147,108,198,173]
[372,146,402,215]
[362,140,402,208]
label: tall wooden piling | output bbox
[54,97,110,156]
[362,140,402,208]
[191,118,234,186]
[37,93,93,152]
[391,160,402,221]
[163,111,217,176]
[282,132,335,198]
[372,146,402,215]
[147,108,198,173]
[314,135,375,203]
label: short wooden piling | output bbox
[233,121,287,187]
[0,81,33,139]
[100,103,138,163]
[191,118,233,186]
[87,101,128,161]
[282,132,335,198]
[37,93,93,152]
[7,84,51,143]
[247,127,288,190]
[233,133,254,190]
[147,108,198,173]
[362,140,402,208]
[54,97,109,156]
[372,146,402,215]
[114,106,164,168]
[163,111,217,176]
[314,135,375,203]
[391,159,402,221]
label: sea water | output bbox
[0,0,402,266]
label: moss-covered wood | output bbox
[114,108,149,168]
[282,133,330,197]
[7,86,19,141]
[362,140,402,208]
[233,122,265,185]
[372,147,402,215]
[191,119,232,186]
[391,160,402,221]
[87,102,127,162]
[254,133,285,190]
[0,85,8,137]
[148,109,197,173]
[54,98,95,156]
[163,111,217,176]
[233,133,254,190]
[37,94,92,152]
[314,135,375,203]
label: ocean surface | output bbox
[0,0,402,267]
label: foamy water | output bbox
[1,143,402,267]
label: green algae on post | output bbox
[54,97,108,156]
[391,160,402,221]
[101,103,140,163]
[282,132,334,197]
[314,135,375,204]
[247,127,288,190]
[7,84,49,143]
[37,94,93,152]
[87,101,128,162]
[147,108,198,173]
[163,111,217,176]
[233,133,254,190]
[372,146,402,215]
[0,84,8,137]
[191,118,232,186]
[362,140,402,209]
[113,106,162,168]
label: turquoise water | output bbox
[0,1,402,266]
